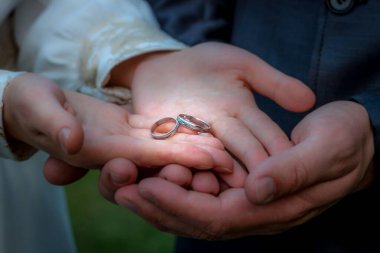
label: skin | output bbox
[3,73,236,185]
[112,100,374,239]
[106,42,315,192]
[4,73,84,155]
[97,43,374,239]
[41,42,374,239]
[43,42,316,192]
[112,42,315,164]
[46,42,314,188]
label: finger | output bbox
[128,114,168,129]
[137,178,254,239]
[196,145,235,173]
[134,178,303,238]
[211,116,268,171]
[30,88,84,154]
[115,184,203,238]
[244,139,351,204]
[99,158,138,203]
[138,178,223,227]
[238,106,293,155]
[136,176,334,238]
[191,171,220,195]
[105,136,234,173]
[218,159,248,188]
[158,164,192,188]
[43,156,88,185]
[239,51,316,112]
[129,128,224,150]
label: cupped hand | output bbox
[43,90,235,184]
[111,101,375,239]
[112,42,316,173]
[245,100,375,204]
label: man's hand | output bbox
[109,101,374,239]
[245,100,375,204]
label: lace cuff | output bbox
[19,0,186,104]
[79,18,186,104]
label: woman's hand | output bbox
[111,42,316,174]
[3,73,84,156]
[110,101,375,239]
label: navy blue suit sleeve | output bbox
[147,0,234,45]
[353,88,380,164]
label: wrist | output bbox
[1,74,37,159]
[2,74,23,141]
[108,51,175,89]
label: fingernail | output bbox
[110,172,130,186]
[216,167,233,173]
[58,128,70,153]
[255,177,276,204]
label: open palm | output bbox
[129,42,316,171]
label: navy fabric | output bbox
[149,0,234,45]
[148,0,380,252]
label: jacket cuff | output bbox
[352,88,380,164]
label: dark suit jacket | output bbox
[148,1,380,252]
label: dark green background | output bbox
[65,171,174,253]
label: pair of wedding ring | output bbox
[151,114,211,140]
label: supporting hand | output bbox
[111,101,374,239]
[245,100,375,204]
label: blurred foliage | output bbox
[65,171,174,253]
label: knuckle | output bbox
[201,220,227,240]
[286,153,310,194]
[268,135,292,153]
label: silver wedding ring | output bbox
[151,114,210,140]
[151,117,179,140]
[177,114,211,133]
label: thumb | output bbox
[198,42,315,112]
[238,48,316,112]
[33,87,84,154]
[244,139,338,205]
[44,156,88,185]
[99,158,138,203]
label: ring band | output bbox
[177,114,211,133]
[151,117,179,140]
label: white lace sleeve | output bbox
[17,0,186,104]
[0,70,36,160]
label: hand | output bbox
[111,101,374,239]
[109,42,315,194]
[245,100,375,204]
[3,73,84,156]
[43,90,235,185]
[111,42,316,174]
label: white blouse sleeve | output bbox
[16,0,186,104]
[0,70,37,160]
